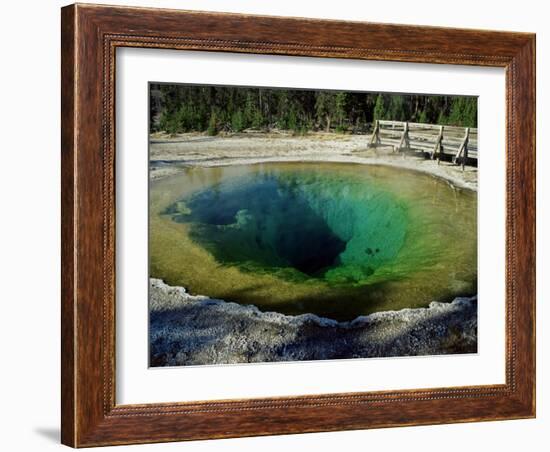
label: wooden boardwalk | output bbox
[368,120,478,169]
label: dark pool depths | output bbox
[165,171,408,284]
[150,163,477,320]
[166,177,347,277]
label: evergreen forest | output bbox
[150,83,477,135]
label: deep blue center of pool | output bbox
[164,170,409,284]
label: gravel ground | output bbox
[150,279,477,366]
[149,132,478,191]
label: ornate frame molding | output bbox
[61,4,535,447]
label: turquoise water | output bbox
[150,163,477,320]
[166,171,408,285]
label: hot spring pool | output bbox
[150,163,477,321]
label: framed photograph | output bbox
[61,3,536,447]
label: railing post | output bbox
[462,127,470,170]
[398,121,409,153]
[433,125,443,163]
[369,120,380,148]
[453,126,470,170]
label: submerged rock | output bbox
[149,278,477,367]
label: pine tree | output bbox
[315,92,335,132]
[447,97,476,127]
[207,111,218,136]
[418,110,428,124]
[373,94,386,122]
[334,92,348,132]
[388,95,406,121]
[231,110,245,132]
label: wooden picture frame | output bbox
[61,3,536,447]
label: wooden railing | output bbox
[368,120,478,169]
